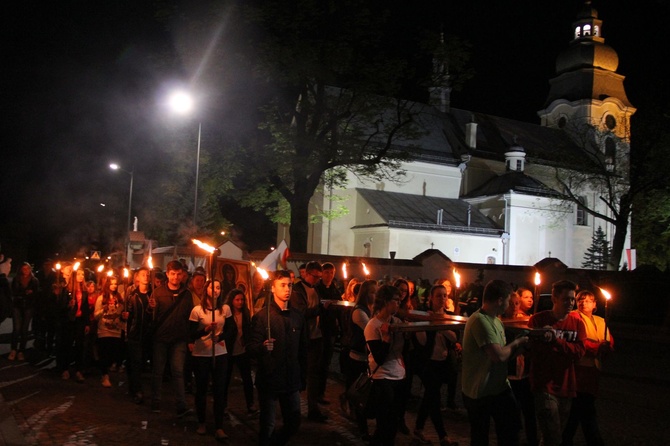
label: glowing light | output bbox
[362,263,370,277]
[599,287,612,301]
[148,256,153,270]
[123,268,129,278]
[56,263,61,271]
[257,267,269,280]
[107,270,113,277]
[534,272,541,286]
[97,265,105,273]
[453,268,461,289]
[192,239,216,253]
[342,263,348,279]
[168,90,194,115]
[73,262,81,271]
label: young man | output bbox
[315,262,341,404]
[562,290,613,446]
[290,261,329,422]
[248,270,307,446]
[527,280,586,446]
[125,266,153,404]
[462,279,529,446]
[150,260,194,417]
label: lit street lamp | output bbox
[109,163,134,265]
[168,90,201,228]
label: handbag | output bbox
[345,365,380,419]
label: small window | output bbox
[584,24,591,36]
[605,115,617,130]
[575,27,581,39]
[576,196,589,226]
[605,138,616,172]
[516,159,523,171]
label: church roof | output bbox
[355,188,501,235]
[463,171,560,198]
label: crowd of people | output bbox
[0,255,613,446]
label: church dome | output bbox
[556,41,619,73]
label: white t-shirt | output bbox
[189,304,232,357]
[364,315,405,380]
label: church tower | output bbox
[538,1,636,146]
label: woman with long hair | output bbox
[189,279,234,441]
[58,264,90,382]
[343,279,377,441]
[9,262,39,361]
[222,288,258,416]
[365,285,406,446]
[94,276,126,388]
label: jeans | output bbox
[11,305,33,351]
[151,341,187,412]
[562,392,604,446]
[463,387,522,446]
[416,360,449,439]
[193,354,228,428]
[533,391,571,446]
[370,378,403,446]
[258,389,301,446]
[307,337,324,413]
[223,352,255,410]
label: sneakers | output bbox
[307,411,328,423]
[75,371,85,383]
[133,392,144,405]
[176,407,193,418]
[101,375,111,387]
[151,401,161,413]
[214,429,229,442]
[62,370,70,380]
[413,430,431,445]
[8,350,16,361]
[17,351,25,361]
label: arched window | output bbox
[584,24,592,36]
[575,26,581,39]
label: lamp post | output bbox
[168,90,201,228]
[109,163,134,265]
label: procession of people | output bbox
[0,253,614,446]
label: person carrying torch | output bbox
[561,289,613,446]
[247,270,307,446]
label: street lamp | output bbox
[168,90,201,228]
[109,163,134,265]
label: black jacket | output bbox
[248,299,307,394]
[126,287,153,343]
[152,284,193,344]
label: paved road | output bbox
[0,319,669,445]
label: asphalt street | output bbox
[0,319,668,446]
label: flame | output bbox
[453,268,461,289]
[342,263,348,279]
[257,267,269,280]
[97,264,104,273]
[534,271,541,286]
[192,239,216,253]
[123,268,129,278]
[362,263,370,276]
[73,262,81,271]
[147,256,153,270]
[107,270,113,277]
[599,287,612,301]
[56,263,61,271]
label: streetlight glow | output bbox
[168,91,194,115]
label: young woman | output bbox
[94,276,126,388]
[189,279,234,441]
[222,288,258,416]
[58,265,90,382]
[364,285,406,446]
[343,279,377,441]
[9,262,39,361]
[413,285,459,446]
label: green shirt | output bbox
[461,309,509,399]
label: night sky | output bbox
[1,0,667,263]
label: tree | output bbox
[582,226,611,270]
[233,0,469,252]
